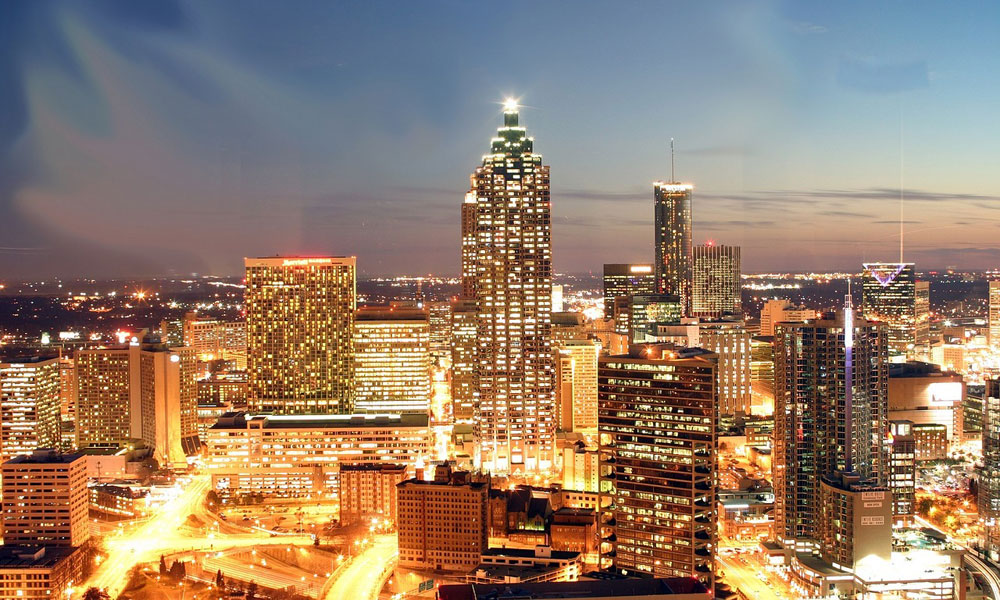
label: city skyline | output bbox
[3,2,1000,279]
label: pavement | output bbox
[323,535,396,600]
[717,553,784,600]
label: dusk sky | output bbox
[2,1,1000,279]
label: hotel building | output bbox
[691,244,741,319]
[245,256,356,414]
[353,306,431,414]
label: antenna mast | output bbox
[671,138,675,182]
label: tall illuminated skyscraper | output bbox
[353,306,431,414]
[450,299,477,423]
[691,243,741,318]
[465,100,554,473]
[989,280,1000,346]
[772,302,888,547]
[0,357,62,462]
[602,263,656,318]
[245,257,356,414]
[75,347,133,449]
[654,182,693,314]
[861,262,929,358]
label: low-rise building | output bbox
[437,577,711,600]
[550,508,596,554]
[89,483,150,520]
[913,423,948,461]
[205,412,430,498]
[0,546,84,600]
[1,450,89,548]
[464,547,582,584]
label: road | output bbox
[323,535,396,600]
[204,554,323,598]
[967,552,1000,600]
[717,554,783,600]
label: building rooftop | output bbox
[397,477,487,490]
[4,449,85,465]
[210,411,429,430]
[482,547,579,561]
[0,546,80,569]
[339,463,407,473]
[438,578,709,599]
[889,361,959,378]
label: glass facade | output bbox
[654,183,693,314]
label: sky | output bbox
[2,1,1000,279]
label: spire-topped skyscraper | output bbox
[464,99,554,473]
[654,145,693,314]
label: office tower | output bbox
[817,472,891,571]
[465,100,554,472]
[450,299,477,422]
[759,299,814,337]
[862,263,929,358]
[137,344,200,468]
[981,378,1000,554]
[353,306,430,414]
[888,419,916,525]
[553,339,600,432]
[205,412,430,498]
[57,355,76,426]
[654,182,693,314]
[174,312,247,368]
[624,294,682,342]
[461,192,477,299]
[552,312,587,343]
[691,244,741,318]
[1,450,89,547]
[599,345,716,587]
[0,546,84,600]
[426,301,453,367]
[75,347,133,449]
[397,472,488,572]
[991,281,1000,346]
[750,335,775,411]
[245,257,356,414]
[699,321,752,416]
[0,357,62,462]
[772,304,888,546]
[562,444,599,493]
[602,264,656,319]
[339,463,408,526]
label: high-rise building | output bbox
[862,263,929,358]
[654,182,693,314]
[699,321,752,416]
[981,378,1000,555]
[816,472,892,572]
[772,304,888,547]
[553,339,600,433]
[749,335,775,412]
[691,244,741,319]
[465,100,554,473]
[1,450,89,547]
[450,299,478,422]
[426,301,453,367]
[339,463,408,526]
[888,419,916,525]
[397,472,488,572]
[245,257,356,414]
[602,264,656,318]
[461,193,477,299]
[599,345,716,588]
[759,299,814,337]
[136,344,200,468]
[168,312,248,369]
[990,281,1000,347]
[353,306,430,414]
[57,355,76,427]
[623,294,683,343]
[0,546,84,600]
[75,347,134,449]
[0,357,62,463]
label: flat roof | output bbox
[4,450,85,465]
[210,411,428,430]
[482,547,579,560]
[438,577,709,599]
[0,546,80,569]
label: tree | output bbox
[159,555,168,576]
[246,581,258,600]
[169,560,186,580]
[83,588,109,600]
[215,569,225,589]
[207,490,221,507]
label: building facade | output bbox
[861,263,929,358]
[698,322,752,416]
[0,357,61,463]
[397,476,488,572]
[353,306,430,414]
[691,244,741,319]
[466,101,554,473]
[602,264,656,319]
[1,450,89,547]
[888,420,916,525]
[450,299,477,423]
[338,463,408,526]
[75,347,133,449]
[759,299,814,337]
[137,345,200,468]
[553,339,600,433]
[598,346,716,588]
[991,281,1000,347]
[245,256,356,414]
[654,183,693,314]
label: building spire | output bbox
[503,97,519,127]
[671,138,675,183]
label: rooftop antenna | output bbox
[671,138,675,183]
[899,102,905,264]
[844,275,854,473]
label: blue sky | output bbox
[2,0,999,278]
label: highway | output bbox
[323,534,396,600]
[967,552,1000,600]
[717,554,783,600]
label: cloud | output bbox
[790,21,827,35]
[837,56,930,93]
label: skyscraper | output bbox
[980,378,1000,556]
[759,299,814,337]
[136,344,200,468]
[1,450,89,548]
[450,299,477,423]
[654,182,693,314]
[75,347,133,449]
[0,357,62,463]
[772,304,888,547]
[691,243,741,318]
[465,100,554,473]
[990,280,1000,346]
[699,321,752,416]
[353,306,431,414]
[602,264,656,318]
[861,262,929,358]
[245,257,356,414]
[553,338,600,433]
[598,345,716,588]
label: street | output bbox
[323,535,396,600]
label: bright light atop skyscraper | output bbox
[502,97,518,112]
